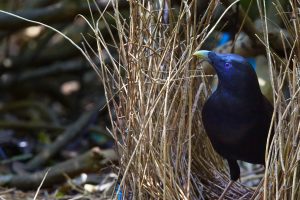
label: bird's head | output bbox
[193,50,260,93]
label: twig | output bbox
[33,168,49,200]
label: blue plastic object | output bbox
[247,58,256,70]
[116,183,123,200]
[217,32,231,46]
[217,32,257,71]
[0,147,7,159]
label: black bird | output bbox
[193,50,273,199]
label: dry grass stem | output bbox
[89,0,300,199]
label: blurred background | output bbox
[0,0,297,199]
[0,0,122,199]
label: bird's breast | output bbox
[202,93,268,144]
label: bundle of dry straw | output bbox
[92,0,300,199]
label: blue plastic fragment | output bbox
[0,147,7,159]
[217,33,257,71]
[246,58,256,70]
[116,183,123,200]
[217,32,231,46]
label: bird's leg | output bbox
[228,159,240,181]
[218,181,234,200]
[218,160,240,200]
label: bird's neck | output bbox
[216,79,262,100]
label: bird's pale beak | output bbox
[193,50,211,59]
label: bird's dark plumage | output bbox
[194,51,273,181]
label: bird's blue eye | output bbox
[224,62,232,69]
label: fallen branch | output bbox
[0,0,129,30]
[3,58,90,87]
[0,121,63,132]
[25,110,97,170]
[0,100,60,124]
[0,1,89,30]
[0,147,118,190]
